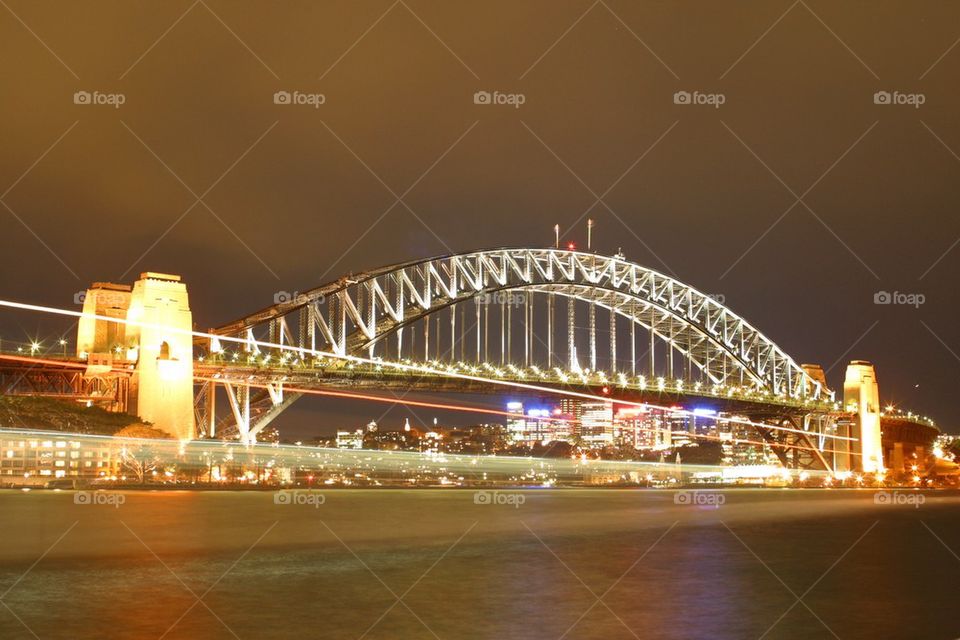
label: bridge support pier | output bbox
[844,361,884,473]
[77,273,196,440]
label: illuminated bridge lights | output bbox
[0,349,860,453]
[0,248,941,472]
[210,355,835,411]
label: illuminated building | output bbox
[506,401,553,444]
[335,429,364,449]
[421,430,443,453]
[616,406,657,449]
[0,437,116,481]
[559,398,583,423]
[506,401,526,442]
[580,400,613,446]
[545,409,576,443]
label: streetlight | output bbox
[59,339,67,357]
[30,341,40,355]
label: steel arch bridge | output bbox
[196,248,836,461]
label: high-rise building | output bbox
[544,409,576,443]
[559,398,583,422]
[506,401,526,442]
[506,401,554,444]
[580,400,613,447]
[616,407,652,448]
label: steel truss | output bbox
[0,362,128,412]
[198,249,830,444]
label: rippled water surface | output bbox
[0,489,958,639]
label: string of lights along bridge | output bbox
[0,247,941,477]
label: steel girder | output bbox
[0,363,128,411]
[748,413,834,472]
[195,379,300,442]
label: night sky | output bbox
[1,2,958,436]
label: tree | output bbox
[948,439,960,461]
[113,424,170,483]
[117,444,162,483]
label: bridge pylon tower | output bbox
[844,360,884,473]
[77,272,195,440]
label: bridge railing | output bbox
[194,351,840,412]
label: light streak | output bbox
[0,352,839,455]
[0,426,741,476]
[191,375,573,423]
[194,374,860,456]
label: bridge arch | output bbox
[211,248,825,400]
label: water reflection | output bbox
[0,489,957,639]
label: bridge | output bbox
[0,248,940,475]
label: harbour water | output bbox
[0,489,957,639]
